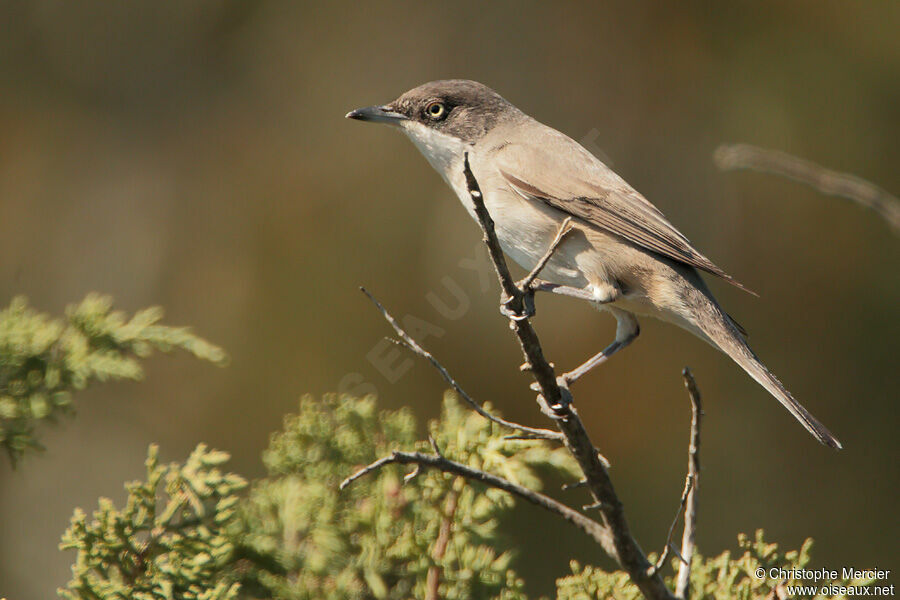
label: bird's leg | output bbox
[561,340,626,384]
[561,309,640,385]
[531,279,600,302]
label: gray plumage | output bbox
[347,79,840,449]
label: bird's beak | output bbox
[345,105,408,125]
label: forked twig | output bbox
[675,368,703,599]
[647,474,694,577]
[340,448,612,547]
[351,154,704,600]
[461,153,676,600]
[360,286,563,442]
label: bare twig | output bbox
[647,474,694,577]
[714,143,900,235]
[519,217,573,290]
[403,465,421,484]
[462,153,675,600]
[503,433,557,441]
[341,454,397,486]
[428,435,443,457]
[360,286,563,442]
[675,368,703,599]
[461,157,569,412]
[340,449,612,547]
[562,479,588,491]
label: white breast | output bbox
[401,122,586,287]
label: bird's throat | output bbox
[401,121,469,185]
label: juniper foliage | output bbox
[30,298,867,599]
[556,531,874,599]
[58,391,872,600]
[59,444,247,600]
[0,294,227,463]
[235,392,580,599]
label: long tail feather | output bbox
[686,289,841,449]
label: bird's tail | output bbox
[684,287,842,449]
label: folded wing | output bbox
[494,132,756,296]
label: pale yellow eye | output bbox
[425,102,446,119]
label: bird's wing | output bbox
[493,131,756,295]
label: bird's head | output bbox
[346,79,516,146]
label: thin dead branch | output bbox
[675,368,703,599]
[349,154,704,600]
[461,153,675,600]
[648,473,694,577]
[519,217,573,290]
[360,286,563,443]
[714,143,900,235]
[340,448,612,548]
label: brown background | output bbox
[0,2,897,597]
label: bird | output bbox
[346,79,840,449]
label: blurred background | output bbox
[0,1,897,597]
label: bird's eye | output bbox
[425,101,447,120]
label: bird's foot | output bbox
[499,288,535,321]
[532,382,572,420]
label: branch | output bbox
[519,217,573,290]
[360,286,563,442]
[675,368,703,599]
[340,448,612,548]
[462,154,675,600]
[647,473,693,577]
[714,143,900,235]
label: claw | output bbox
[535,388,572,420]
[522,290,536,317]
[500,303,530,321]
[536,394,564,419]
[498,288,536,320]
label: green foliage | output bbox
[57,390,859,600]
[557,530,875,599]
[236,392,579,600]
[59,444,247,600]
[0,294,227,463]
